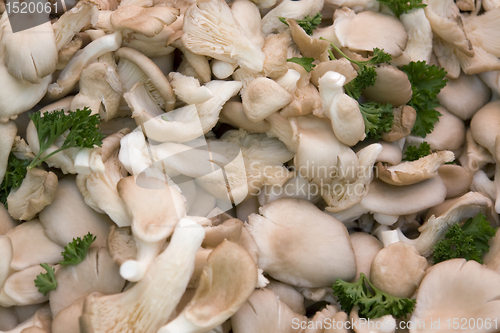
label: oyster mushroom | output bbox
[362,64,413,107]
[377,150,454,186]
[334,8,408,57]
[350,232,383,280]
[248,198,356,287]
[0,122,17,183]
[159,240,257,333]
[7,168,58,221]
[410,259,500,332]
[242,77,292,123]
[49,247,125,316]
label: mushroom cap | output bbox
[202,218,243,249]
[262,33,291,80]
[437,72,491,120]
[361,177,447,216]
[110,6,179,37]
[410,259,500,333]
[310,58,357,87]
[231,288,306,333]
[1,264,53,306]
[51,296,85,333]
[438,164,473,199]
[0,204,16,236]
[266,279,306,315]
[334,9,408,57]
[470,100,500,157]
[7,168,59,221]
[248,198,356,288]
[160,240,257,333]
[350,232,383,280]
[6,220,63,271]
[0,235,13,292]
[38,176,114,248]
[381,105,417,142]
[377,150,455,186]
[49,247,125,316]
[0,121,17,183]
[288,18,330,62]
[370,242,427,298]
[106,226,137,266]
[242,77,292,123]
[362,64,413,107]
[219,101,271,134]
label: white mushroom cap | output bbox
[248,198,356,287]
[399,8,433,63]
[51,296,85,333]
[38,177,114,248]
[0,205,15,236]
[360,176,447,216]
[0,121,17,184]
[5,220,63,271]
[49,247,125,316]
[437,72,492,120]
[334,8,408,57]
[182,0,265,72]
[438,164,473,199]
[410,259,500,333]
[470,100,500,157]
[231,288,307,333]
[370,242,427,298]
[350,232,383,280]
[231,0,265,49]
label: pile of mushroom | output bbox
[1,0,500,331]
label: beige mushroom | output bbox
[334,8,408,57]
[231,0,265,49]
[53,3,93,51]
[219,101,271,133]
[0,205,15,236]
[433,36,461,79]
[110,5,179,37]
[399,8,433,63]
[0,305,17,331]
[106,226,137,266]
[262,33,291,80]
[231,288,307,333]
[470,100,500,157]
[38,176,114,248]
[288,19,330,62]
[117,175,186,282]
[397,191,492,256]
[6,168,58,221]
[182,0,265,72]
[350,232,383,280]
[362,64,413,107]
[310,58,357,87]
[51,296,85,333]
[202,219,243,249]
[410,259,500,333]
[438,164,473,199]
[463,9,500,60]
[381,105,417,142]
[47,32,122,101]
[248,198,356,287]
[266,279,306,315]
[49,247,125,316]
[377,150,454,186]
[1,304,52,333]
[370,241,427,298]
[360,177,448,218]
[70,61,123,122]
[0,122,17,184]
[115,46,176,111]
[424,0,474,57]
[437,72,491,120]
[349,306,396,333]
[242,77,293,123]
[159,240,257,333]
[455,44,500,75]
[56,35,84,70]
[5,220,63,271]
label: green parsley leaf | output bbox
[377,0,427,18]
[0,154,30,207]
[287,57,316,73]
[344,66,377,100]
[359,102,394,140]
[60,233,97,265]
[29,108,105,170]
[34,263,58,296]
[433,212,497,264]
[401,61,448,137]
[333,273,416,319]
[402,142,432,161]
[279,13,322,35]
